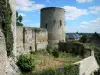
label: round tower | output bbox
[40,7,65,48]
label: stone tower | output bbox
[40,7,65,48]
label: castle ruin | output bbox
[16,7,66,56]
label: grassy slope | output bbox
[24,50,81,72]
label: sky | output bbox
[16,0,100,33]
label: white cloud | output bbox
[89,6,100,14]
[19,13,26,17]
[63,6,88,20]
[81,18,100,26]
[76,0,93,3]
[16,0,45,11]
[67,18,100,33]
[80,18,100,33]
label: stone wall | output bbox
[9,0,16,57]
[16,26,48,56]
[16,26,24,56]
[36,28,48,50]
[0,19,7,75]
[59,42,91,58]
[24,27,35,53]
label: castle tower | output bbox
[40,7,66,48]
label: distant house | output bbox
[66,33,80,41]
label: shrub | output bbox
[64,65,79,75]
[47,48,52,55]
[52,49,59,58]
[17,55,35,72]
[79,35,87,43]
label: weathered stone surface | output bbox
[16,26,24,56]
[36,28,48,50]
[0,25,7,75]
[16,26,48,55]
[6,57,20,75]
[41,7,66,48]
[0,0,20,75]
[74,56,99,75]
[0,26,20,75]
[9,0,16,57]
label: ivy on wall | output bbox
[0,0,13,56]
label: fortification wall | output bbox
[16,26,48,56]
[16,26,24,56]
[0,18,7,75]
[24,27,35,53]
[35,28,48,50]
[9,0,16,57]
[59,42,91,58]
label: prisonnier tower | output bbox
[40,7,66,48]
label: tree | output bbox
[16,11,18,18]
[79,35,87,43]
[16,11,23,26]
[18,15,22,22]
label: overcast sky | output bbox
[16,0,100,33]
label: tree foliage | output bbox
[52,49,59,58]
[17,55,35,72]
[79,35,87,43]
[16,11,23,26]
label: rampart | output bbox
[16,26,48,56]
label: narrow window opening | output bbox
[29,46,32,50]
[60,20,62,26]
[45,23,47,28]
[54,20,56,24]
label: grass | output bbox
[24,50,81,72]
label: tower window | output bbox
[29,46,32,50]
[60,20,62,26]
[45,23,47,28]
[54,20,56,24]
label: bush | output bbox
[64,65,79,75]
[17,55,35,72]
[79,35,87,43]
[52,49,59,58]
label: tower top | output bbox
[41,7,64,11]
